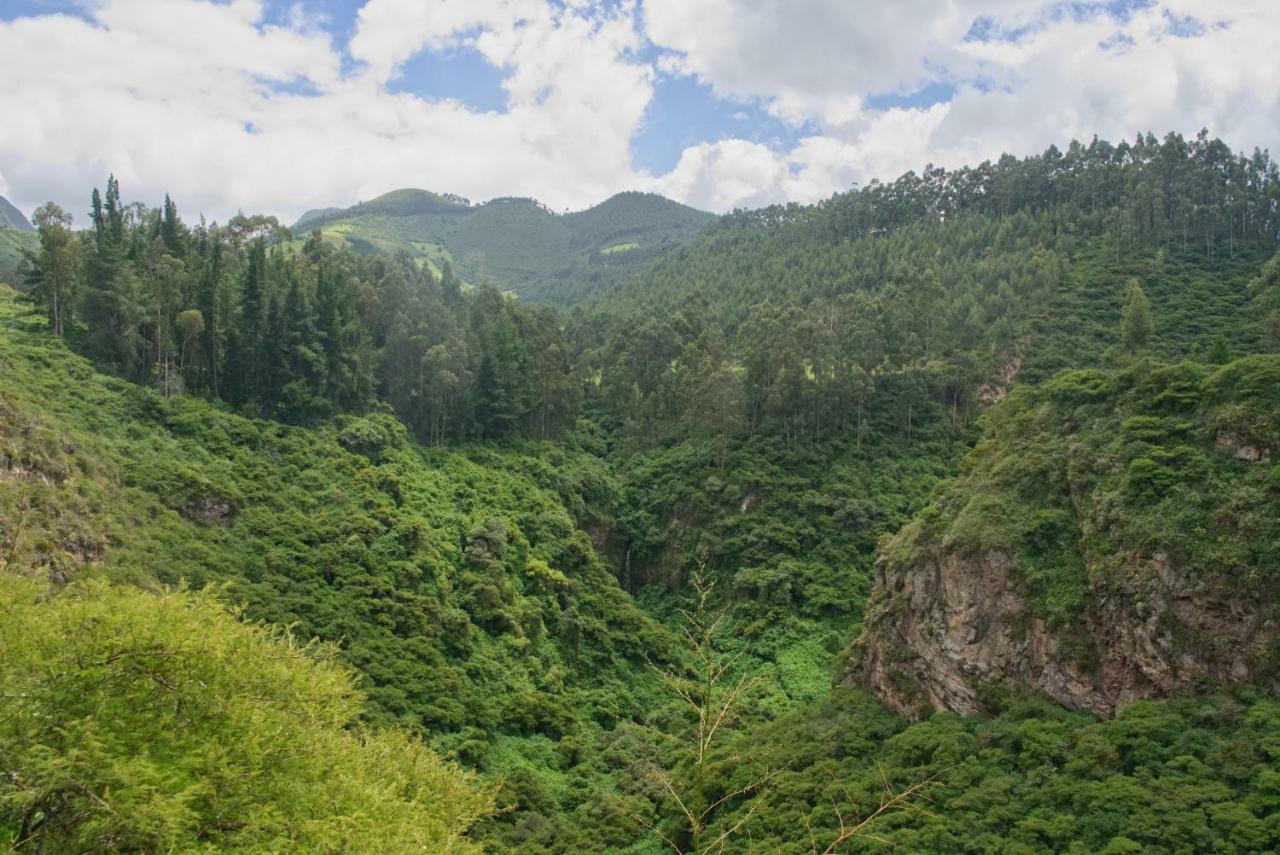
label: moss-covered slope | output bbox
[855,356,1280,717]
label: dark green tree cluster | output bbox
[22,177,577,441]
[577,214,1065,453]
[572,131,1279,459]
[721,129,1280,257]
[693,688,1280,854]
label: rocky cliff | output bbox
[851,357,1280,718]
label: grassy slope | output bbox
[0,286,669,772]
[288,189,715,303]
[0,228,36,285]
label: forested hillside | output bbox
[5,130,1280,852]
[859,354,1280,717]
[0,194,33,232]
[287,188,715,304]
[0,194,36,284]
[0,228,35,286]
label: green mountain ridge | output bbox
[0,228,37,285]
[0,194,37,285]
[0,194,34,232]
[288,188,716,304]
[6,130,1280,852]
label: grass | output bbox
[600,242,639,255]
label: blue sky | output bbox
[0,0,1274,220]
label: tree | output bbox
[82,176,144,376]
[175,308,204,384]
[159,193,187,257]
[1121,277,1154,354]
[638,572,777,853]
[0,573,491,852]
[27,203,80,337]
[141,238,186,396]
[1251,251,1280,351]
[196,234,224,395]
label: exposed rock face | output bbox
[854,545,1278,719]
[181,494,234,524]
[974,336,1031,407]
[1215,430,1268,463]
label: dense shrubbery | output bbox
[5,129,1280,852]
[700,688,1280,854]
[882,354,1280,628]
[0,574,490,852]
[0,286,667,756]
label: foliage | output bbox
[19,178,583,444]
[1121,277,1154,354]
[287,188,715,303]
[702,688,1280,854]
[5,128,1280,854]
[0,227,37,285]
[881,354,1280,628]
[0,572,490,852]
[0,286,667,765]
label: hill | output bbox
[0,194,33,232]
[8,131,1280,851]
[287,188,715,303]
[0,228,36,285]
[0,194,36,284]
[856,354,1280,717]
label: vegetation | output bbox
[4,129,1280,852]
[0,228,37,285]
[0,194,33,232]
[876,353,1280,634]
[0,574,490,852]
[700,688,1280,853]
[287,189,715,304]
[20,179,579,444]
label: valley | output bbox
[3,132,1280,853]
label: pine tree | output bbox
[160,194,186,257]
[197,235,223,396]
[236,238,267,400]
[1121,277,1154,354]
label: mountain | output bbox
[9,132,1280,852]
[0,229,36,285]
[0,194,33,232]
[292,205,344,230]
[0,196,36,283]
[287,188,715,303]
[855,354,1280,718]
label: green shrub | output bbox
[0,574,490,852]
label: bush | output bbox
[0,574,491,852]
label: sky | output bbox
[0,0,1277,224]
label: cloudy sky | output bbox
[0,0,1277,224]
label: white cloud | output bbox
[642,0,1041,124]
[349,0,543,84]
[0,0,1277,221]
[645,0,1280,210]
[0,0,652,222]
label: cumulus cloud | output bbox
[0,0,651,222]
[0,0,1276,221]
[645,0,1280,211]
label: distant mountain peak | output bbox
[0,196,34,232]
[284,186,715,304]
